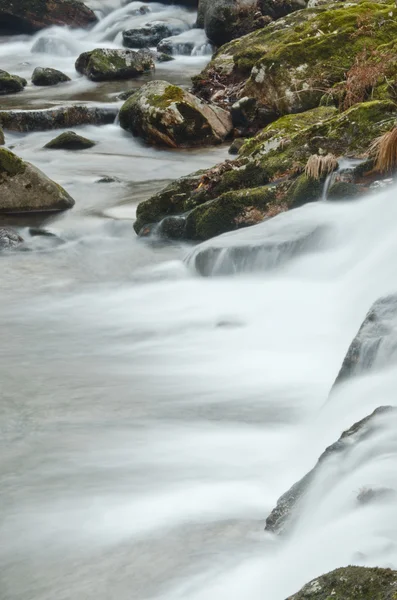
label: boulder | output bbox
[327,181,361,200]
[0,148,75,213]
[193,2,397,116]
[157,37,194,56]
[203,0,269,47]
[286,566,397,600]
[332,295,397,388]
[44,131,96,150]
[32,67,71,86]
[0,70,27,95]
[265,406,394,534]
[0,227,24,250]
[0,105,117,132]
[119,80,232,148]
[123,20,185,49]
[75,48,154,81]
[0,0,98,34]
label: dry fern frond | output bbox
[369,127,397,173]
[305,154,338,180]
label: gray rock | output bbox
[157,37,194,56]
[0,0,98,34]
[0,147,75,213]
[0,105,117,132]
[119,80,232,148]
[0,69,27,96]
[123,21,184,49]
[0,227,23,249]
[75,48,154,81]
[333,295,397,387]
[32,66,71,86]
[265,406,394,534]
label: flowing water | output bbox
[2,4,397,600]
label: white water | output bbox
[2,3,397,600]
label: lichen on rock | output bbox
[75,48,154,81]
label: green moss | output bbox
[286,174,323,208]
[328,181,361,200]
[185,186,276,241]
[0,148,26,176]
[44,131,95,150]
[289,566,397,599]
[148,85,186,109]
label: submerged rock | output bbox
[0,147,75,213]
[0,0,98,33]
[0,105,117,132]
[265,406,394,534]
[0,70,27,95]
[0,227,24,250]
[119,80,232,148]
[75,48,154,81]
[286,566,397,599]
[122,20,185,49]
[31,35,76,56]
[44,131,96,150]
[333,295,397,387]
[32,66,71,86]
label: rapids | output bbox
[1,2,397,600]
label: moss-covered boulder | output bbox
[0,148,75,213]
[32,66,71,86]
[193,1,397,116]
[0,69,27,95]
[327,181,361,200]
[266,406,394,534]
[286,566,397,599]
[0,0,98,33]
[119,80,233,148]
[44,130,95,150]
[0,105,117,132]
[75,48,154,82]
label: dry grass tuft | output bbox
[305,154,338,180]
[370,127,397,173]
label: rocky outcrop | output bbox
[333,295,397,387]
[286,566,397,600]
[119,80,232,148]
[123,20,185,49]
[32,67,71,86]
[0,70,27,95]
[44,131,96,150]
[133,100,393,239]
[203,0,270,47]
[75,48,154,81]
[0,227,24,250]
[193,1,397,114]
[0,0,97,34]
[265,406,394,534]
[0,148,75,213]
[0,105,117,132]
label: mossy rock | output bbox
[0,147,74,213]
[32,66,70,86]
[119,80,232,148]
[0,0,97,33]
[327,180,361,200]
[204,0,268,47]
[185,186,277,241]
[44,131,96,150]
[286,174,323,207]
[194,1,397,116]
[75,48,154,82]
[0,69,27,95]
[286,566,397,599]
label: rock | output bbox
[257,0,306,20]
[156,215,187,240]
[193,2,397,117]
[356,486,396,505]
[0,0,98,34]
[332,295,397,388]
[228,138,245,155]
[96,175,121,183]
[123,20,185,49]
[0,147,75,213]
[231,96,277,135]
[0,127,4,145]
[44,131,96,150]
[0,105,117,132]
[32,67,71,86]
[154,51,174,62]
[75,48,154,81]
[0,70,27,95]
[119,80,232,148]
[157,37,194,56]
[31,35,76,56]
[204,0,268,47]
[327,181,361,200]
[265,406,394,534]
[0,227,24,250]
[286,566,397,600]
[286,174,323,207]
